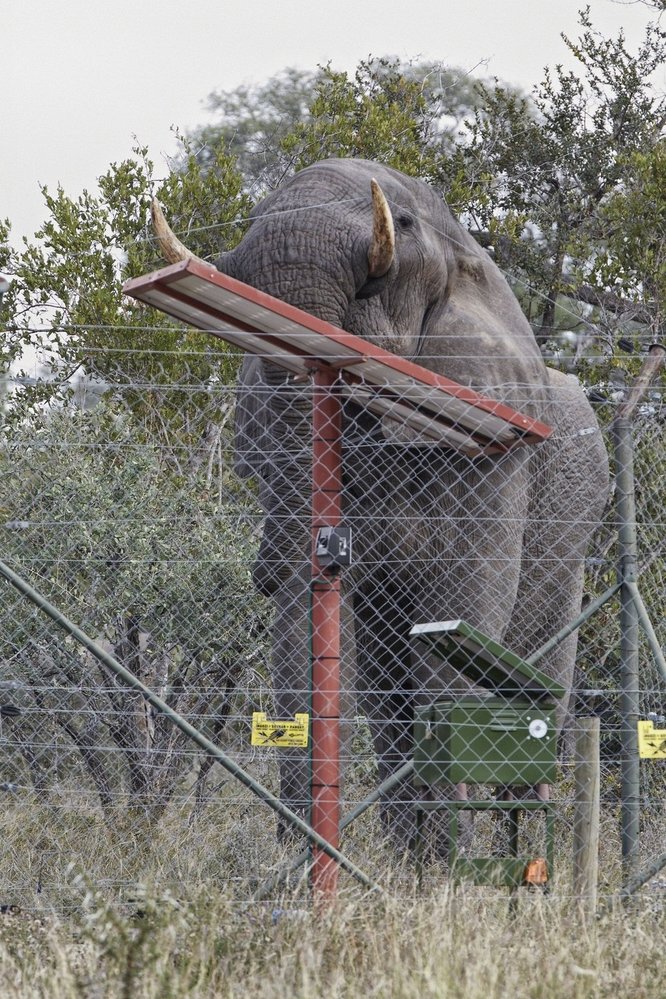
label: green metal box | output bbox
[410,620,564,786]
[413,696,558,785]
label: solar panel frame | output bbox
[123,258,552,456]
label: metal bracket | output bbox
[315,526,352,569]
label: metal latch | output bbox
[316,526,352,569]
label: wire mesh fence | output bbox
[0,342,664,911]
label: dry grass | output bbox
[0,777,663,998]
[0,880,663,998]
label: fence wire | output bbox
[0,346,664,910]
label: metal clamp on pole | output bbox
[315,526,352,571]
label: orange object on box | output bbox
[524,858,549,885]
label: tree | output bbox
[597,140,666,331]
[280,59,442,180]
[448,8,666,360]
[188,58,504,194]
[2,138,253,449]
[194,67,319,195]
[0,402,268,825]
[1,140,269,824]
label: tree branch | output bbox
[562,285,657,325]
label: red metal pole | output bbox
[310,363,342,897]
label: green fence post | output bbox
[610,344,666,878]
[612,414,641,878]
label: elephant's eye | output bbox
[397,213,416,231]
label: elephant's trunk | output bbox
[368,179,395,278]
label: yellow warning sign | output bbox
[251,712,309,747]
[637,720,666,759]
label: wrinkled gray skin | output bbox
[204,159,609,844]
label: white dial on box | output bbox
[529,718,548,739]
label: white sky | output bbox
[3,0,663,245]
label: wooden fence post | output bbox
[573,716,601,918]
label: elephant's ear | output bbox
[455,253,490,286]
[443,245,539,365]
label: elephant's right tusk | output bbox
[151,198,210,267]
[367,179,395,278]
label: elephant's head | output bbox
[153,158,548,408]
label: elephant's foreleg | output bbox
[268,579,311,834]
[354,583,419,850]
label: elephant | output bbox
[153,158,610,847]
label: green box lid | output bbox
[409,619,566,699]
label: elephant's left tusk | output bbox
[151,198,210,267]
[367,179,395,278]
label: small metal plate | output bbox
[637,719,666,758]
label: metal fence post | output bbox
[310,363,343,898]
[611,344,666,879]
[612,414,641,877]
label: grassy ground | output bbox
[0,776,663,997]
[0,880,663,998]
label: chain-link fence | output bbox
[0,340,664,910]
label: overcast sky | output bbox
[3,0,663,245]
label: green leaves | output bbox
[281,60,440,179]
[5,138,252,442]
[598,143,666,321]
[0,401,267,820]
[191,58,488,194]
[448,7,666,359]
